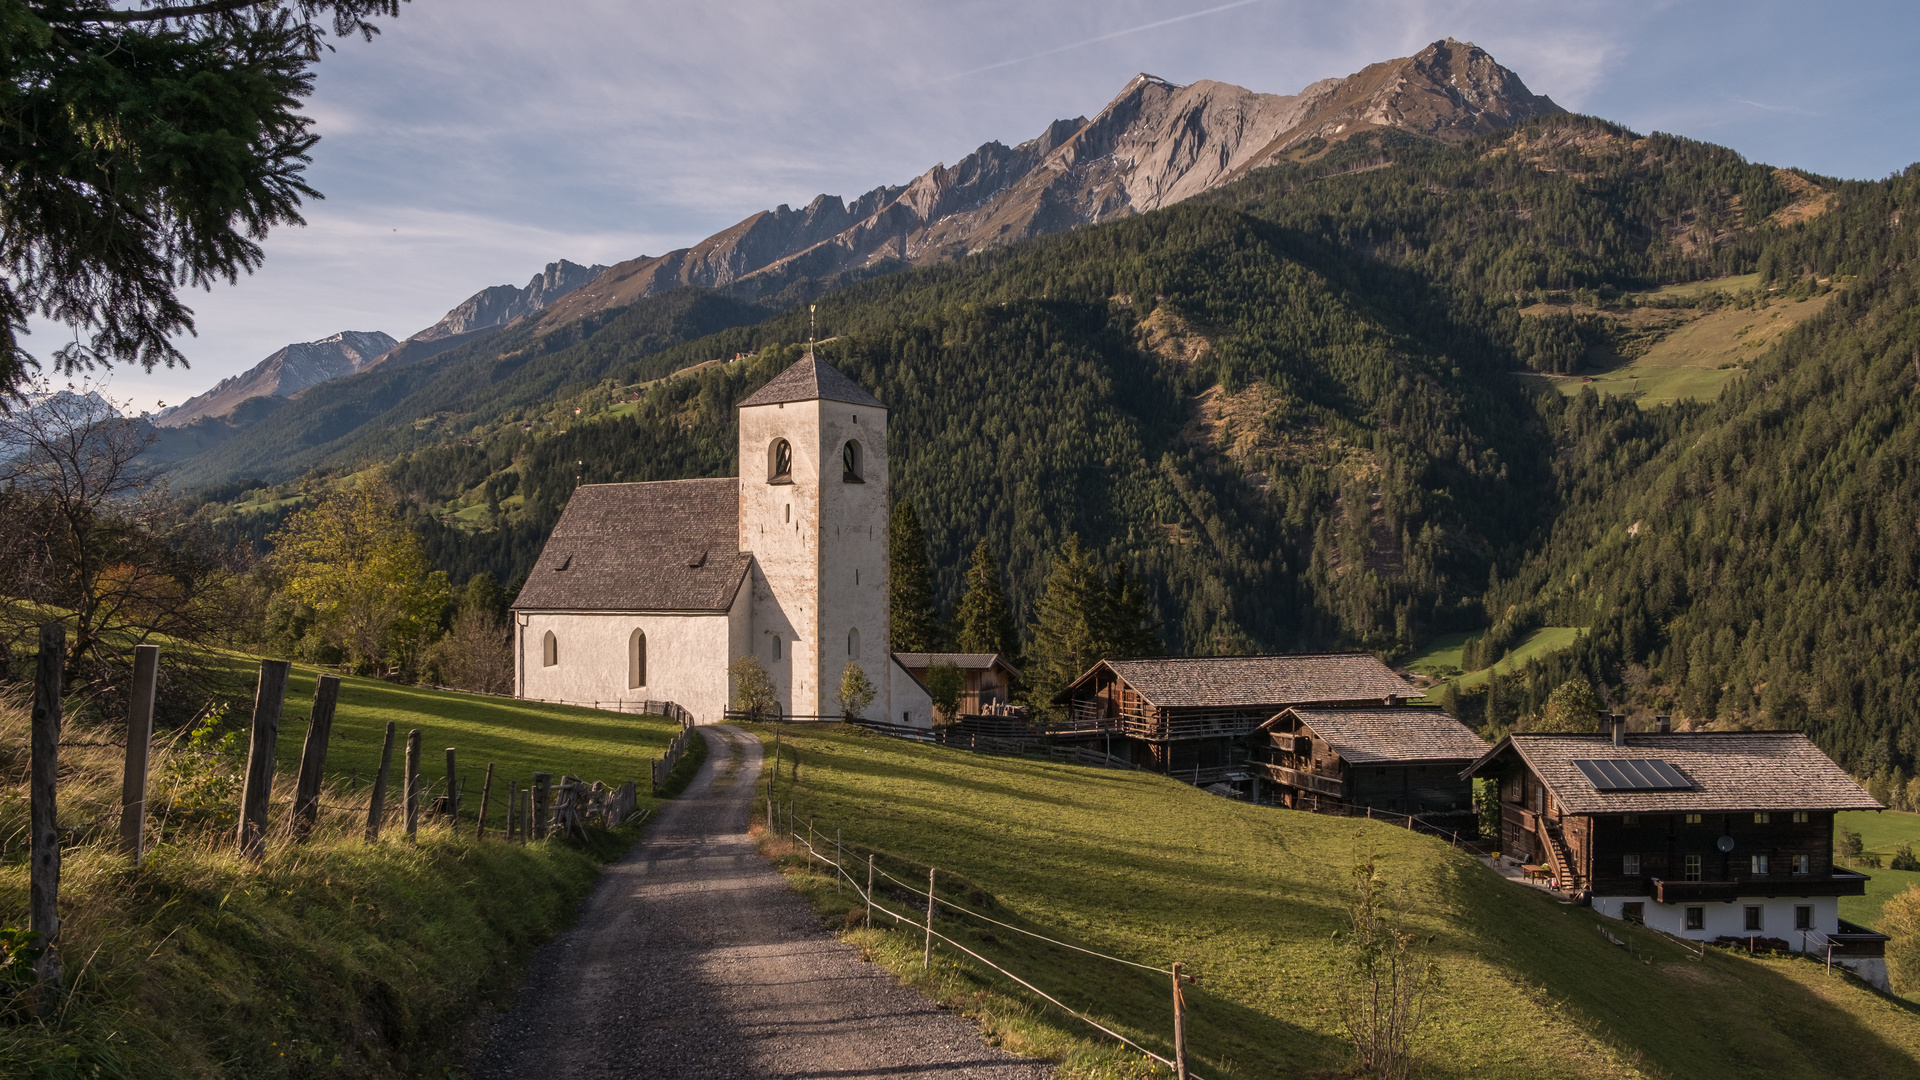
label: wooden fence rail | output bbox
[22,635,671,1017]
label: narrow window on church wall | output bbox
[542,630,557,667]
[843,440,863,482]
[772,636,782,661]
[629,629,646,689]
[848,628,861,658]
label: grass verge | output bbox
[1,670,697,1078]
[750,722,1920,1080]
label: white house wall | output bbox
[515,609,736,723]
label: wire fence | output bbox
[771,804,1208,1080]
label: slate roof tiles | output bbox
[509,478,751,613]
[1469,732,1882,814]
[1094,654,1414,709]
[738,353,886,409]
[1290,707,1491,764]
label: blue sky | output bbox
[41,0,1920,415]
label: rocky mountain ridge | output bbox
[161,260,606,427]
[156,330,396,428]
[538,38,1560,325]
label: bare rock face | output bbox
[155,330,397,427]
[540,39,1559,327]
[404,258,610,344]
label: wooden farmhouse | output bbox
[1255,706,1488,819]
[892,653,1023,714]
[1464,717,1891,988]
[1055,654,1417,788]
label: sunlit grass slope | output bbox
[758,723,1920,1080]
[1839,810,1920,936]
[1407,627,1584,688]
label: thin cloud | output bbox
[1732,96,1819,117]
[922,0,1270,85]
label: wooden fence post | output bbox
[519,784,532,843]
[404,729,422,840]
[237,660,291,860]
[444,747,458,822]
[867,854,875,928]
[923,867,937,969]
[291,674,340,842]
[532,772,552,840]
[119,643,160,863]
[30,623,64,1017]
[505,780,519,841]
[366,721,396,842]
[477,763,496,840]
[836,828,843,893]
[1171,961,1190,1080]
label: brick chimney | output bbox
[1610,713,1627,747]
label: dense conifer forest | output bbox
[173,113,1920,774]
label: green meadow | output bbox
[756,722,1920,1080]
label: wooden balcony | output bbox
[1259,763,1343,798]
[1651,869,1870,903]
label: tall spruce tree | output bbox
[888,500,940,652]
[954,540,1018,660]
[1026,536,1162,708]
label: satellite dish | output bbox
[1716,835,1736,854]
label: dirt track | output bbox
[471,724,1049,1080]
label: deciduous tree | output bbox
[1524,678,1600,734]
[836,660,875,720]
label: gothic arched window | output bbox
[848,627,861,658]
[768,438,793,484]
[842,439,864,483]
[628,629,646,689]
[542,630,557,667]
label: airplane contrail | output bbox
[924,0,1270,85]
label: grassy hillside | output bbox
[0,676,694,1078]
[1839,810,1920,935]
[756,723,1920,1079]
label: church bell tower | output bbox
[736,352,891,718]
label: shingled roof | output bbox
[1077,654,1414,709]
[1464,732,1883,814]
[893,652,1024,681]
[510,478,751,613]
[1286,707,1490,764]
[738,353,886,409]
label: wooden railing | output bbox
[1259,763,1343,798]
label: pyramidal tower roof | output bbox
[738,352,886,409]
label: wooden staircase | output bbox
[1535,818,1576,890]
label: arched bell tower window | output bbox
[542,630,557,667]
[768,439,793,484]
[848,627,861,658]
[628,629,646,689]
[842,439,864,483]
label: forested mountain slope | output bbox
[186,113,1920,774]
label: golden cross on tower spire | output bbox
[808,304,816,357]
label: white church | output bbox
[510,353,935,726]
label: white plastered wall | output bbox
[889,656,935,728]
[814,399,891,720]
[739,399,821,714]
[514,602,739,723]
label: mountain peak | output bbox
[154,329,396,427]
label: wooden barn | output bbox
[1055,654,1416,788]
[1462,717,1890,988]
[1255,706,1488,818]
[892,652,1023,714]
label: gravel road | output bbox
[470,724,1050,1080]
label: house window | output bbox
[1684,813,1703,825]
[1796,906,1814,931]
[1744,906,1764,932]
[1686,907,1706,931]
[1684,854,1703,881]
[1792,811,1809,823]
[1794,854,1810,875]
[1750,854,1770,875]
[1754,812,1772,824]
[842,440,864,482]
[1622,902,1645,925]
[847,627,860,658]
[768,439,793,483]
[628,629,646,689]
[1622,814,1639,825]
[1622,854,1642,875]
[542,630,557,667]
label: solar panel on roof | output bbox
[1571,758,1693,791]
